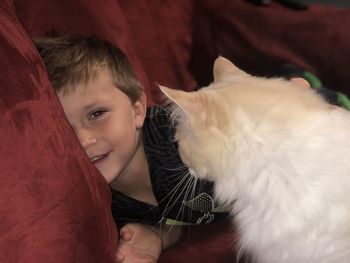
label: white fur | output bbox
[214,108,350,263]
[161,57,350,262]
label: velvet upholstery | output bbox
[0,1,116,262]
[190,0,350,95]
[2,0,350,262]
[118,0,198,103]
[159,220,239,262]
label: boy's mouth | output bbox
[90,153,108,164]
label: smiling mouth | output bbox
[90,153,108,164]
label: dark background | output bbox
[304,0,350,8]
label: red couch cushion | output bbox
[191,0,350,95]
[0,1,116,262]
[119,0,197,103]
[159,220,239,263]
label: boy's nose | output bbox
[76,129,97,150]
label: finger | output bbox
[290,77,310,88]
[115,252,125,263]
[120,228,133,241]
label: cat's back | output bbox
[231,104,350,263]
[214,78,349,143]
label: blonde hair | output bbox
[33,35,143,102]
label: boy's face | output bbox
[58,68,146,184]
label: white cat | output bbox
[160,57,350,263]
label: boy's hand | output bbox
[115,223,162,263]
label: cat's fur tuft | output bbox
[160,57,350,263]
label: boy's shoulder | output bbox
[143,105,175,143]
[145,105,172,126]
[146,105,169,119]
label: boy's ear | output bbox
[133,92,147,129]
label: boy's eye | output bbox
[88,110,106,120]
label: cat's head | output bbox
[159,57,253,181]
[160,56,321,182]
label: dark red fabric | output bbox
[0,1,116,262]
[159,220,240,263]
[118,0,197,104]
[191,0,350,95]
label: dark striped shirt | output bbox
[111,106,227,228]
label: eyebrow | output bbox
[83,103,98,112]
[82,100,110,112]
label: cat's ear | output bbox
[213,56,249,82]
[159,85,200,116]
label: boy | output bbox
[34,35,228,262]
